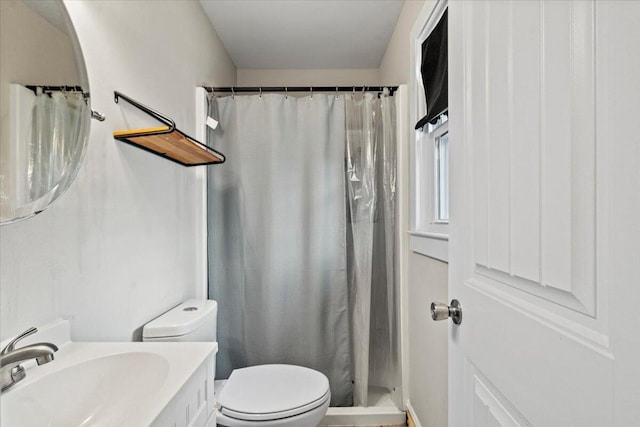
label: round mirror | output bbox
[0,0,91,224]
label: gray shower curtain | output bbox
[207,91,399,408]
[207,94,353,406]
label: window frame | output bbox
[409,0,449,262]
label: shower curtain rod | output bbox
[25,85,88,96]
[203,86,398,96]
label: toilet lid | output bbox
[218,364,330,422]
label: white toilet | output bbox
[143,299,331,427]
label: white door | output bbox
[447,1,640,426]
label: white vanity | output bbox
[0,320,218,427]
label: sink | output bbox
[2,352,168,426]
[0,339,217,427]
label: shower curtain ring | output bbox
[336,86,339,98]
[310,86,313,99]
[285,87,288,99]
[231,87,235,99]
[259,87,262,99]
[352,86,355,99]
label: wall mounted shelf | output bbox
[112,91,225,166]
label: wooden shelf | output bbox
[113,126,224,166]
[112,92,225,167]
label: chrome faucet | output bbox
[0,327,58,392]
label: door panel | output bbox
[466,0,596,315]
[510,1,541,285]
[463,282,612,426]
[448,0,640,425]
[469,364,531,427]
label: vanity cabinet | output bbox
[151,351,217,427]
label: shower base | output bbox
[320,386,406,427]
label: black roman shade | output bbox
[415,9,448,130]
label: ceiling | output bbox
[200,0,405,69]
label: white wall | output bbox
[407,251,448,427]
[379,1,449,426]
[237,68,379,87]
[0,0,236,342]
[380,0,426,86]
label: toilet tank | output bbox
[143,299,217,342]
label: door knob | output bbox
[430,299,462,325]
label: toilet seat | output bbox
[215,395,330,427]
[221,389,330,422]
[218,364,330,422]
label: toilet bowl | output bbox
[143,299,331,427]
[216,364,330,427]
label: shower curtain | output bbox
[207,94,353,406]
[346,92,398,406]
[207,91,398,408]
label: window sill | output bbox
[408,231,449,263]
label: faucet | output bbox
[0,327,58,392]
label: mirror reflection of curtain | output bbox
[2,86,88,220]
[207,94,353,406]
[29,91,87,202]
[346,92,398,406]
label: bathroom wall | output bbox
[379,1,449,426]
[237,68,380,87]
[380,1,425,86]
[406,250,448,427]
[0,0,235,342]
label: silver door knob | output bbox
[430,299,462,325]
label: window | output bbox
[433,114,449,222]
[410,0,449,262]
[414,112,449,232]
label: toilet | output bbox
[143,299,331,427]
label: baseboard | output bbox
[406,401,424,427]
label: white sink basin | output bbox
[0,341,217,427]
[3,352,168,426]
